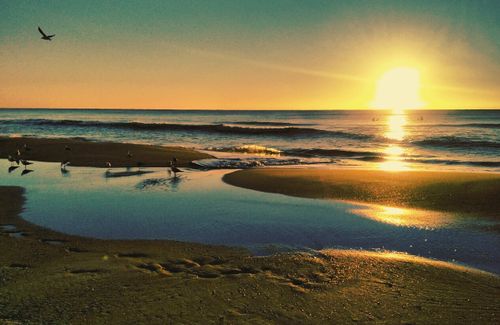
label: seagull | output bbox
[61,160,70,170]
[169,157,182,177]
[105,161,112,168]
[20,159,33,169]
[171,165,182,177]
[38,26,55,41]
[7,155,19,166]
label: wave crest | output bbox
[0,118,372,139]
[412,136,500,149]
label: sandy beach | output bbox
[224,168,500,218]
[0,136,212,168]
[0,138,499,323]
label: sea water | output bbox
[1,108,499,171]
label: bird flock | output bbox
[5,144,183,177]
[7,144,35,176]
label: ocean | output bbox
[1,109,499,171]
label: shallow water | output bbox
[1,160,499,273]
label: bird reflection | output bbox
[8,166,19,173]
[169,175,182,191]
[135,175,184,192]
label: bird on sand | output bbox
[61,160,70,170]
[38,26,55,41]
[20,159,33,169]
[171,165,182,177]
[169,157,182,177]
[7,155,19,166]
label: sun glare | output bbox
[371,67,424,110]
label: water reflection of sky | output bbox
[1,161,499,274]
[350,203,454,229]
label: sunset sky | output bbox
[1,0,499,109]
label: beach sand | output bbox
[0,136,212,167]
[1,186,499,323]
[223,168,500,217]
[1,140,500,323]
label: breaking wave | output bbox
[0,119,373,139]
[411,136,500,149]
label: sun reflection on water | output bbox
[350,203,454,229]
[385,113,407,141]
[379,109,410,171]
[379,144,410,171]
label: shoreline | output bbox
[223,168,500,218]
[1,186,499,323]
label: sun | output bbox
[371,67,424,110]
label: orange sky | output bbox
[1,1,499,109]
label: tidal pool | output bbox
[1,161,499,273]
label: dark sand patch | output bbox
[40,238,69,245]
[68,269,108,275]
[116,252,150,258]
[8,263,30,269]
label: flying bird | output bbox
[38,26,55,41]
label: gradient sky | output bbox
[1,0,499,109]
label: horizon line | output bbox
[1,107,499,111]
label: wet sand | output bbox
[1,186,499,323]
[0,136,212,167]
[223,168,500,217]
